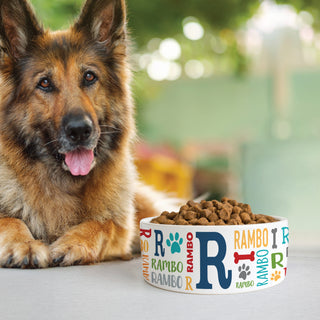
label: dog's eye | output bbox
[83,71,97,86]
[37,78,53,92]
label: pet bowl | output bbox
[140,216,289,294]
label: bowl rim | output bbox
[140,215,288,228]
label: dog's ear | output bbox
[74,0,126,45]
[0,0,43,59]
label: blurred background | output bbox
[30,0,320,252]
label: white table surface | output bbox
[0,251,318,320]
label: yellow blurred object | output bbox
[136,155,193,199]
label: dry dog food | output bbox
[151,197,278,225]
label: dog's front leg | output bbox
[50,220,131,267]
[0,218,50,268]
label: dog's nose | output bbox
[63,114,93,143]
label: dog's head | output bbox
[0,0,133,177]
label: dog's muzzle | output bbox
[59,111,98,176]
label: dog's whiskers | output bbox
[99,125,121,131]
[44,139,58,147]
[100,131,121,135]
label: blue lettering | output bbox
[257,264,268,275]
[282,227,289,244]
[196,232,232,289]
[154,230,165,257]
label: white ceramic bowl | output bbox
[140,216,288,294]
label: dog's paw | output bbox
[0,240,50,269]
[50,235,99,267]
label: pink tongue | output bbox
[65,149,94,176]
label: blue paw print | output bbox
[166,232,183,254]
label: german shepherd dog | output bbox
[0,0,162,268]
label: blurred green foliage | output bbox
[28,0,320,55]
[30,0,83,30]
[276,0,320,29]
[30,0,260,46]
[126,0,260,46]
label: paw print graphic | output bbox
[166,232,183,254]
[271,271,281,281]
[238,264,251,280]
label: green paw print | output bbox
[166,232,183,254]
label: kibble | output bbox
[151,197,278,225]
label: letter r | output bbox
[271,252,283,268]
[196,232,232,289]
[282,227,289,244]
[154,230,165,257]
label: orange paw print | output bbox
[271,271,281,281]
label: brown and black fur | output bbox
[0,0,160,268]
